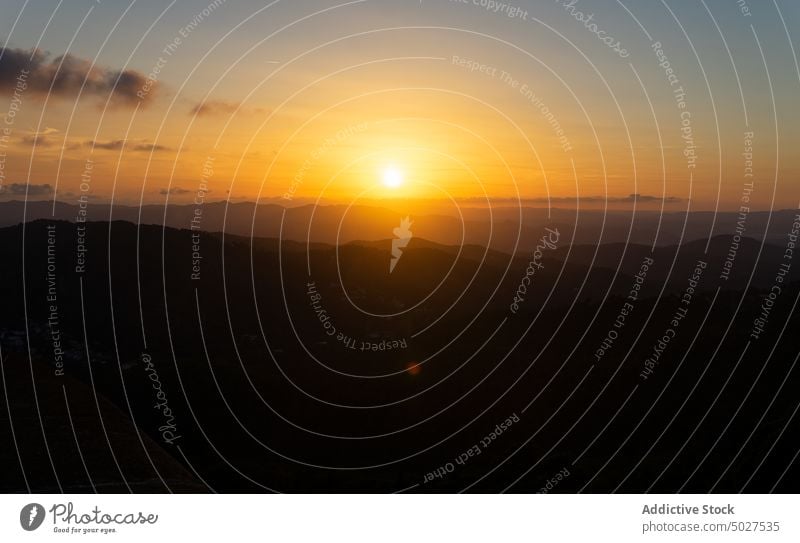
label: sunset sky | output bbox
[1,0,798,209]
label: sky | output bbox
[0,0,798,210]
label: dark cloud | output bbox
[160,187,192,195]
[0,183,53,195]
[0,47,155,107]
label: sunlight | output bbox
[381,166,404,189]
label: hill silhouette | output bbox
[0,219,798,492]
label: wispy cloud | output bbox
[14,132,171,153]
[459,194,683,205]
[189,99,268,117]
[21,127,59,147]
[85,139,171,152]
[190,99,240,117]
[159,187,193,195]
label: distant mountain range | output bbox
[1,200,798,252]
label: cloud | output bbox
[21,127,59,147]
[189,100,269,117]
[159,187,193,195]
[0,47,155,107]
[619,193,682,203]
[540,194,682,204]
[190,99,241,117]
[17,135,171,152]
[85,139,171,152]
[459,194,683,205]
[88,140,125,151]
[130,142,171,152]
[0,183,53,195]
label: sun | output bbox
[382,166,404,188]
